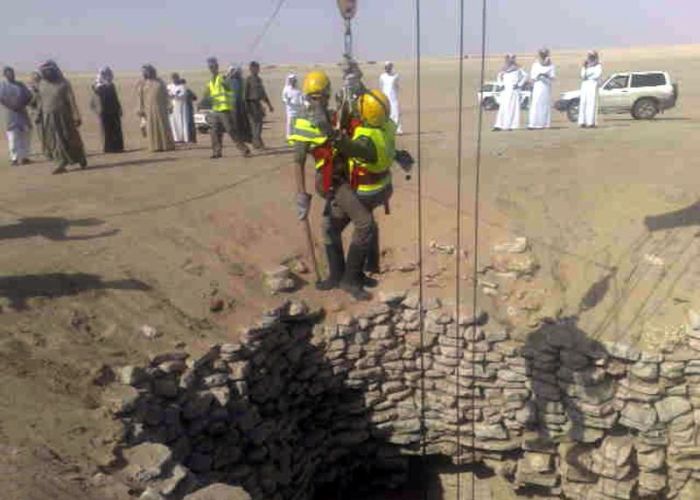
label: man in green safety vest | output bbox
[200,57,250,159]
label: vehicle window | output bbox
[631,73,666,88]
[604,75,630,90]
[482,84,494,92]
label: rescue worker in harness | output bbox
[289,70,376,301]
[334,88,410,281]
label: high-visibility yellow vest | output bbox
[350,120,396,194]
[287,117,330,170]
[208,75,233,112]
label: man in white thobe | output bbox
[0,67,32,165]
[281,73,304,139]
[379,61,402,134]
[167,73,189,143]
[494,54,527,131]
[528,48,556,129]
[578,51,603,128]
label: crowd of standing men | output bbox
[0,58,278,172]
[493,49,603,131]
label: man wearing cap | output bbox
[244,61,274,149]
[200,57,250,159]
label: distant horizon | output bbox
[9,42,700,77]
[2,0,697,72]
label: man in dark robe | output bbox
[90,66,124,153]
[38,60,87,174]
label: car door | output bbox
[630,72,668,101]
[599,74,631,113]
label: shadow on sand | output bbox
[0,272,150,310]
[75,157,178,172]
[644,201,700,232]
[0,217,119,241]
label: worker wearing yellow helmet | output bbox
[333,88,414,278]
[287,70,379,301]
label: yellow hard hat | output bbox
[358,89,391,126]
[303,71,331,96]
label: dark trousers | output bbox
[246,100,265,148]
[359,184,392,273]
[321,182,391,252]
[209,111,248,156]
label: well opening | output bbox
[109,294,700,499]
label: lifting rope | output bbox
[471,0,489,492]
[454,0,466,496]
[413,0,428,497]
[247,0,288,55]
[413,0,488,498]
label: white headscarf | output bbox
[95,66,114,87]
[286,73,298,87]
[501,54,519,73]
[585,50,600,67]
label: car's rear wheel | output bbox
[632,98,658,120]
[566,100,580,123]
[482,97,498,111]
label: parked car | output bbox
[477,81,531,111]
[554,71,678,123]
[194,107,213,134]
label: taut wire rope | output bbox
[413,1,428,499]
[470,0,489,497]
[454,0,466,498]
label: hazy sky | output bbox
[1,0,697,71]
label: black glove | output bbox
[395,149,414,172]
[296,192,312,221]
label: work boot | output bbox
[316,244,345,291]
[360,273,379,288]
[340,244,372,301]
[365,226,380,274]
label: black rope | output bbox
[247,0,288,54]
[471,0,489,493]
[414,0,428,499]
[454,0,466,497]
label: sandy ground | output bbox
[0,45,699,498]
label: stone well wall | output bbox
[111,293,700,499]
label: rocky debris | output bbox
[184,484,251,500]
[429,240,456,255]
[109,295,700,500]
[493,236,529,254]
[123,443,173,484]
[140,324,160,339]
[264,266,296,294]
[208,297,225,313]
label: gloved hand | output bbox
[395,149,414,170]
[296,192,312,221]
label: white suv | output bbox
[477,81,532,111]
[555,71,678,122]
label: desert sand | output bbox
[0,45,698,498]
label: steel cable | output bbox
[470,1,489,498]
[413,0,428,499]
[454,0,466,497]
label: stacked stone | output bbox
[110,297,700,500]
[113,300,407,500]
